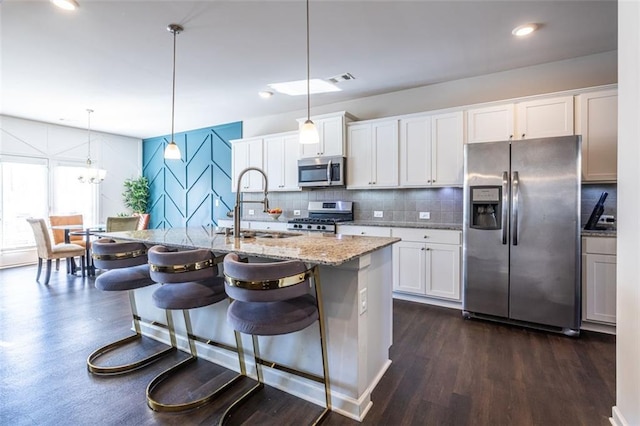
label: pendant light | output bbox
[78,109,107,184]
[164,23,183,160]
[299,0,319,145]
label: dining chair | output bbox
[26,218,86,285]
[49,214,86,246]
[106,216,140,232]
[133,213,150,230]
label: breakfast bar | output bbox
[98,227,400,421]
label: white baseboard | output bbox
[392,292,462,310]
[580,320,616,335]
[611,406,629,426]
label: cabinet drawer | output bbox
[337,225,391,237]
[583,237,616,255]
[392,228,461,245]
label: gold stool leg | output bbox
[146,308,243,413]
[311,265,331,424]
[87,291,175,376]
[218,333,264,426]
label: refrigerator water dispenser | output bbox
[470,186,501,229]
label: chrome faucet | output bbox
[234,167,270,238]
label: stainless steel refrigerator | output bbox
[462,136,581,336]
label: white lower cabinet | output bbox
[391,228,461,302]
[336,225,391,237]
[582,237,616,325]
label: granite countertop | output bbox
[581,228,617,238]
[98,227,400,266]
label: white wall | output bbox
[0,115,142,221]
[612,3,640,426]
[243,51,617,137]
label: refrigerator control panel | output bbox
[472,187,500,202]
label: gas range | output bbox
[287,201,353,233]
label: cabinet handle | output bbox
[427,180,431,183]
[423,235,429,239]
[509,135,514,140]
[521,133,526,139]
[425,248,430,251]
[432,179,436,183]
[421,247,425,251]
[361,232,366,235]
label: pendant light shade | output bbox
[78,109,107,184]
[164,23,183,160]
[300,119,319,144]
[299,0,319,145]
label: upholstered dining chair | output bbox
[106,216,140,232]
[49,214,87,272]
[26,218,86,285]
[133,213,150,230]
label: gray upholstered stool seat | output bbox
[152,279,226,310]
[145,245,242,413]
[95,264,155,292]
[87,239,174,376]
[220,252,331,424]
[227,294,318,336]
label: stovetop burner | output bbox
[287,201,353,232]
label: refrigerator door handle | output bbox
[502,171,509,245]
[512,171,520,246]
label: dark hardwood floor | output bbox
[0,265,615,425]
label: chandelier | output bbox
[78,109,107,184]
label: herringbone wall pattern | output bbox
[142,122,241,229]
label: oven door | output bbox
[298,156,345,187]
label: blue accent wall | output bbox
[142,122,241,229]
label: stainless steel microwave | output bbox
[297,156,346,188]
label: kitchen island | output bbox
[97,227,400,421]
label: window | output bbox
[0,156,49,250]
[52,163,98,227]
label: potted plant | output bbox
[122,176,150,214]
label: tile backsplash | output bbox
[581,183,617,227]
[240,187,464,224]
[237,183,616,228]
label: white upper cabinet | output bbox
[298,112,355,159]
[466,103,515,143]
[264,132,300,192]
[516,95,574,139]
[467,95,574,143]
[431,111,464,185]
[347,119,399,189]
[231,137,263,192]
[400,111,464,186]
[576,89,618,182]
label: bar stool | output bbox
[87,239,175,375]
[146,245,244,413]
[220,252,331,425]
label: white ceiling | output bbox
[1,0,617,139]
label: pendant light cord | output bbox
[306,0,311,121]
[86,108,93,164]
[171,27,177,142]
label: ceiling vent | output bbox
[327,73,355,84]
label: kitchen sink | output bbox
[255,232,301,239]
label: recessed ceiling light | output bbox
[258,90,274,99]
[50,0,79,11]
[268,79,341,96]
[512,23,538,37]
